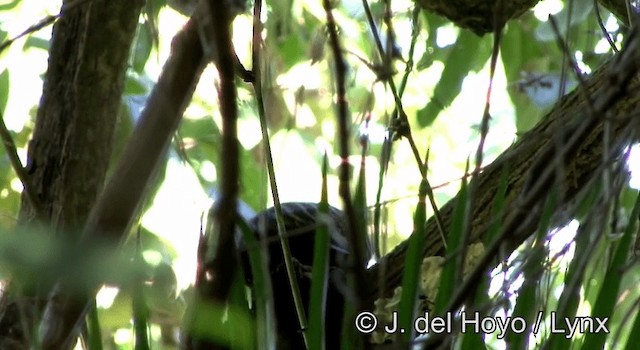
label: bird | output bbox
[237,202,367,349]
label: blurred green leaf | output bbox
[501,22,545,133]
[125,73,149,96]
[132,23,154,74]
[133,245,151,350]
[87,301,104,350]
[581,191,640,350]
[398,178,427,342]
[238,209,276,350]
[279,34,306,70]
[417,31,490,127]
[24,36,49,51]
[434,168,467,314]
[0,0,19,11]
[308,154,330,350]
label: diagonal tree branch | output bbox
[367,24,640,305]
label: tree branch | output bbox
[368,26,640,306]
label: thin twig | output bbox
[39,15,206,347]
[0,111,43,219]
[361,0,385,62]
[201,0,240,302]
[360,0,448,249]
[323,0,369,329]
[373,5,420,260]
[0,0,94,55]
[460,0,505,287]
[594,0,619,53]
[249,0,311,346]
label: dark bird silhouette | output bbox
[238,202,365,349]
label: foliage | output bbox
[1,0,639,349]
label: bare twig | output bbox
[372,5,419,259]
[247,0,311,346]
[322,0,370,330]
[360,1,449,252]
[0,111,43,219]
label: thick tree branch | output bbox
[368,26,640,306]
[181,0,242,348]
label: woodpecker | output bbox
[238,202,365,349]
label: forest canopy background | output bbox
[1,0,640,348]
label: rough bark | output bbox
[0,0,144,347]
[0,0,635,347]
[39,15,205,349]
[21,0,143,230]
[367,31,640,305]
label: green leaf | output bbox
[185,296,255,347]
[278,34,306,70]
[397,178,428,342]
[460,331,486,350]
[434,170,468,314]
[508,193,555,349]
[132,22,154,74]
[623,296,640,350]
[501,23,544,133]
[353,149,369,266]
[238,216,276,350]
[86,301,104,350]
[417,31,489,127]
[0,69,8,113]
[581,190,640,350]
[132,268,151,350]
[23,35,49,51]
[124,73,149,96]
[228,269,255,350]
[308,154,331,350]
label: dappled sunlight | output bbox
[0,0,636,347]
[141,157,210,291]
[628,144,640,190]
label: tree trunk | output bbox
[0,0,144,347]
